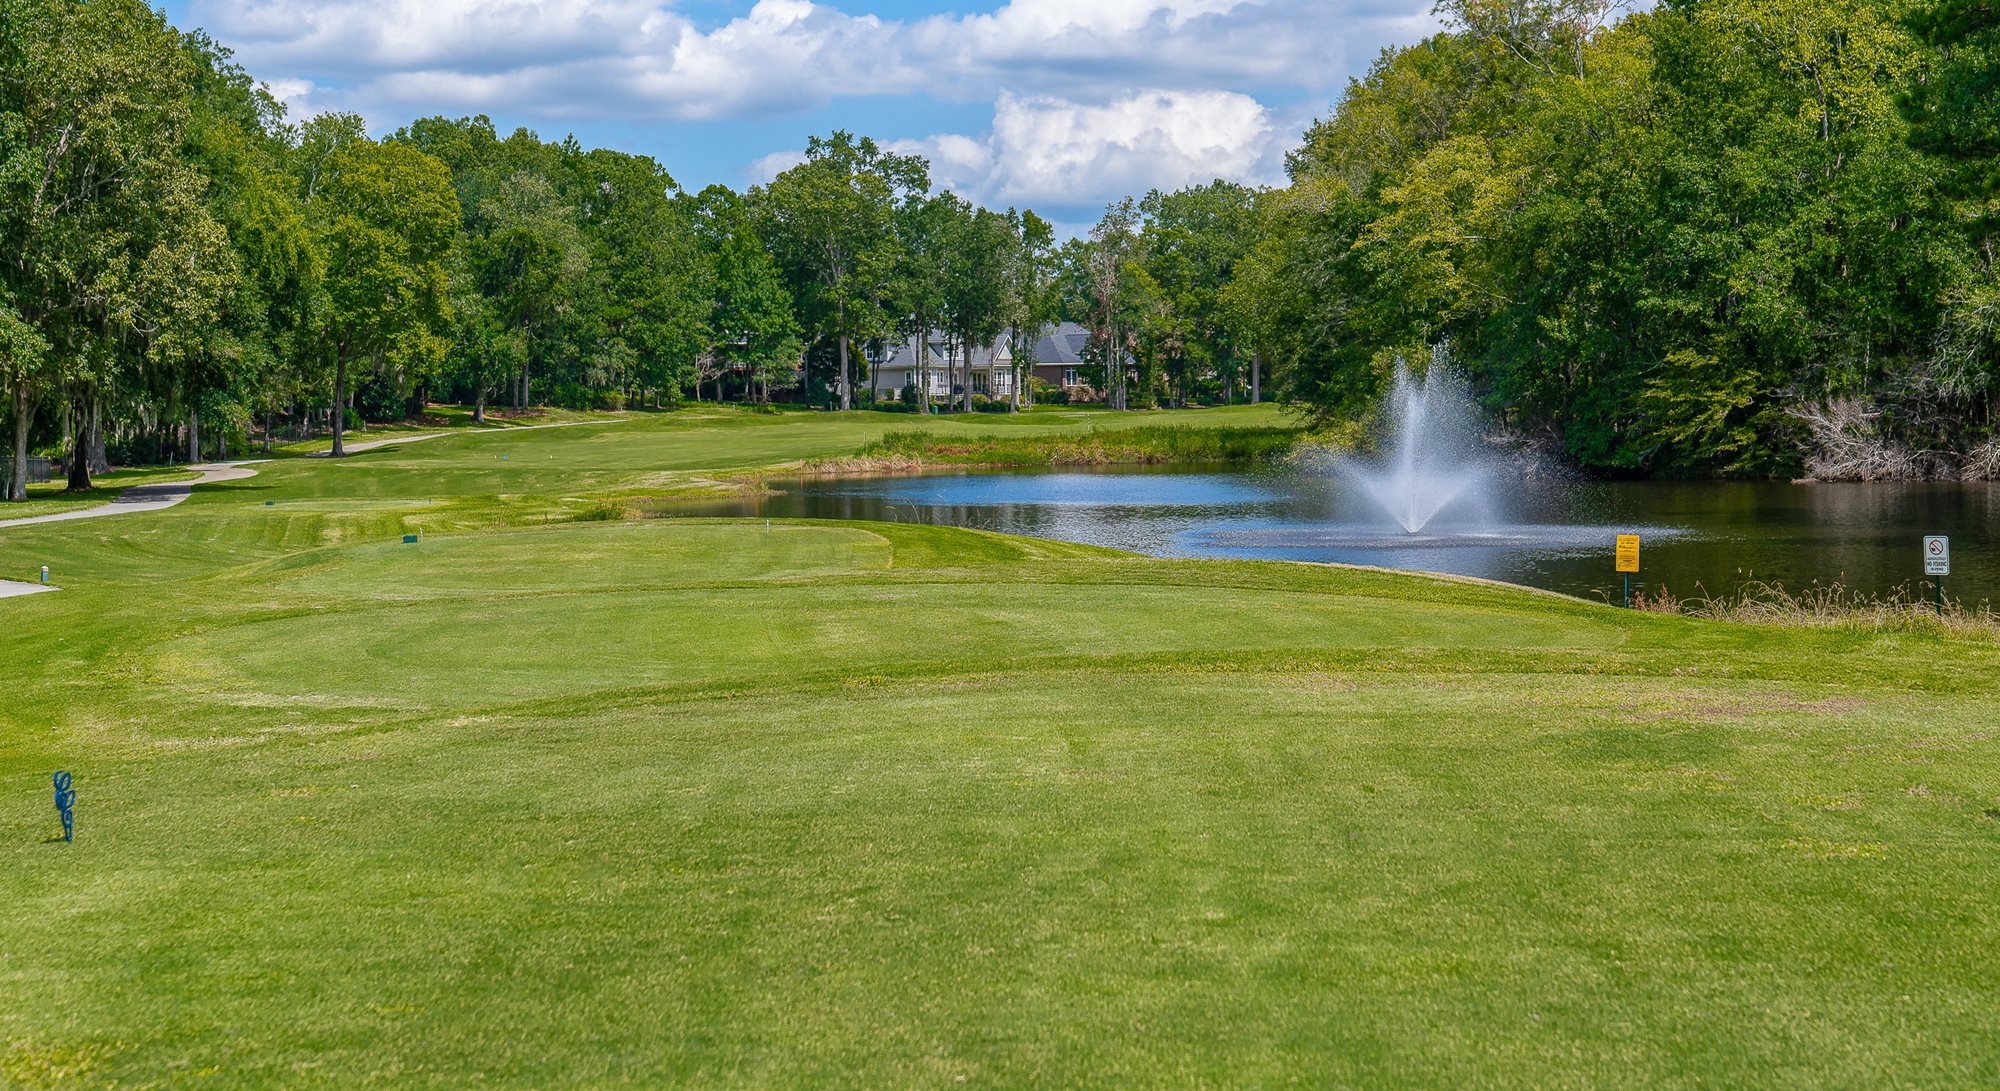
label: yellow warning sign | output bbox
[1615,534,1641,574]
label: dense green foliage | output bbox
[1213,0,2000,477]
[6,0,1998,498]
[5,413,2000,1085]
[1055,184,1267,411]
[1011,0,2000,477]
[0,4,1063,500]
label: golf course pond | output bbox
[687,465,2000,605]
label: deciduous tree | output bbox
[307,131,457,456]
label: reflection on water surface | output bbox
[680,465,1999,603]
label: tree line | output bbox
[5,0,1998,498]
[2,0,1081,496]
[1215,0,2000,478]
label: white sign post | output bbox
[1924,535,1950,611]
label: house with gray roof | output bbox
[870,321,1106,405]
[1024,322,1097,395]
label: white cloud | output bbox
[263,77,324,119]
[196,0,670,74]
[988,89,1280,204]
[188,0,1443,213]
[883,132,994,195]
[880,90,1289,211]
[745,148,809,185]
[900,0,1342,100]
[190,0,1402,123]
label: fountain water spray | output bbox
[1338,346,1497,534]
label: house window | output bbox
[972,372,989,394]
[1063,368,1079,387]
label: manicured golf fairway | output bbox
[3,408,1998,1088]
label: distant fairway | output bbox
[3,407,1998,1088]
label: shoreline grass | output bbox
[806,423,1310,473]
[1633,578,2000,639]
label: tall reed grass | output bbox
[1631,579,2000,639]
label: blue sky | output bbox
[158,0,1443,232]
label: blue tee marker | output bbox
[52,771,75,842]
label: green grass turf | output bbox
[264,405,622,457]
[212,402,1295,505]
[2,405,1998,1088]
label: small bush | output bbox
[593,389,627,412]
[545,382,594,411]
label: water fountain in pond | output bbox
[734,339,1689,582]
[1336,348,1498,534]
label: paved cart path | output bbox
[0,417,626,530]
[324,417,624,456]
[0,578,57,597]
[0,463,262,530]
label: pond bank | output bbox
[800,424,1314,475]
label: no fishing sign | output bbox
[1924,535,1950,577]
